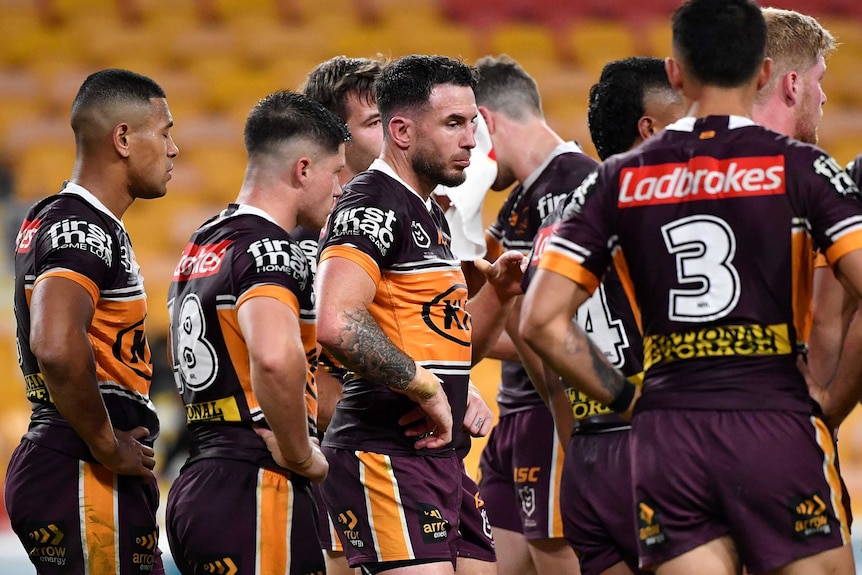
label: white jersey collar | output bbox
[369,158,433,212]
[60,182,125,229]
[523,141,584,192]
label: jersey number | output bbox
[661,215,740,322]
[170,293,218,392]
[576,285,628,368]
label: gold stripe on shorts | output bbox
[79,462,119,575]
[357,451,414,562]
[811,417,851,544]
[257,469,293,574]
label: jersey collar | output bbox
[369,158,433,212]
[60,182,125,229]
[523,141,584,192]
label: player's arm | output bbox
[520,268,638,419]
[507,293,575,443]
[810,249,862,427]
[239,294,327,482]
[808,265,856,385]
[315,355,343,433]
[467,250,525,364]
[29,276,155,478]
[462,382,494,438]
[316,255,453,449]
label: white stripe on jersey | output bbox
[825,214,862,241]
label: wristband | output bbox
[608,380,636,413]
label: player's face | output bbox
[342,91,382,183]
[298,143,345,232]
[411,84,477,189]
[793,55,827,145]
[128,98,178,200]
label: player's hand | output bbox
[93,427,155,480]
[462,382,493,437]
[255,428,329,482]
[398,365,453,449]
[474,250,525,302]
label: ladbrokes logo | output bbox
[417,503,449,544]
[329,206,397,255]
[15,218,41,253]
[790,493,831,539]
[27,522,66,567]
[174,240,232,281]
[47,218,113,265]
[618,155,785,207]
[422,284,471,346]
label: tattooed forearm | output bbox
[562,320,627,404]
[323,307,417,390]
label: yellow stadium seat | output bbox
[567,19,640,77]
[13,142,76,203]
[487,22,562,73]
[642,17,673,59]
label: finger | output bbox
[129,427,151,441]
[141,445,155,457]
[473,257,492,277]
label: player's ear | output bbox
[478,106,495,134]
[114,123,131,158]
[387,115,412,150]
[292,157,311,185]
[637,115,656,141]
[781,70,798,106]
[757,58,773,92]
[665,57,684,92]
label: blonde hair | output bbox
[761,7,836,92]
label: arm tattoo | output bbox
[324,308,417,390]
[562,320,627,402]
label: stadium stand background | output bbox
[1,0,862,565]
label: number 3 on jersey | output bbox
[661,214,741,322]
[169,293,219,392]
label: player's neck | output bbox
[70,160,133,220]
[513,122,564,184]
[236,177,298,232]
[686,85,757,120]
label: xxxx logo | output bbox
[203,557,238,575]
[29,524,63,545]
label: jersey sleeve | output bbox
[30,212,115,304]
[319,187,404,281]
[537,169,612,294]
[234,235,311,315]
[798,151,862,266]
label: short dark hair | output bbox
[70,68,165,130]
[588,57,674,160]
[244,90,351,157]
[374,55,477,127]
[672,0,767,88]
[474,54,543,120]
[302,56,383,122]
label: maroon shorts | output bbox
[312,482,343,552]
[478,407,565,539]
[632,409,850,572]
[562,429,646,575]
[320,447,462,568]
[458,466,496,562]
[166,458,324,575]
[5,438,165,575]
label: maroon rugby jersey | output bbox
[319,159,472,457]
[169,204,318,466]
[525,186,643,432]
[14,182,159,459]
[486,143,599,416]
[540,116,862,412]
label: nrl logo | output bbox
[411,222,431,248]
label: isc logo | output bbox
[514,467,540,483]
